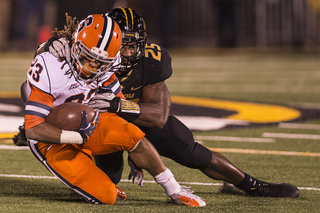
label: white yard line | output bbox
[194,136,275,143]
[208,147,320,157]
[0,174,318,191]
[0,174,56,179]
[263,132,320,140]
[0,145,29,150]
[279,123,320,130]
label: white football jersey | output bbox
[27,52,120,107]
[25,52,122,130]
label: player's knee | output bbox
[181,142,212,169]
[51,150,94,177]
[99,184,117,205]
[84,183,117,205]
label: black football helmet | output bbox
[107,7,147,72]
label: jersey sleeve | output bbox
[27,52,70,94]
[24,53,58,129]
[157,47,172,82]
[25,86,54,130]
[143,43,172,86]
[101,73,125,99]
[27,54,51,94]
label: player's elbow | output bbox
[153,115,168,129]
[25,128,37,140]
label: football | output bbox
[45,102,96,131]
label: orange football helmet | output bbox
[71,14,122,83]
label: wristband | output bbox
[118,99,141,122]
[60,130,84,144]
[121,99,141,114]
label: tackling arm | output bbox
[133,81,171,129]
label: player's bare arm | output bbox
[134,81,171,129]
[25,122,62,143]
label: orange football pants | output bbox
[28,112,145,204]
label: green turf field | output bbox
[0,49,319,212]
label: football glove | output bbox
[78,110,99,144]
[46,37,71,64]
[12,123,28,146]
[88,87,141,122]
[128,156,144,187]
[88,88,121,113]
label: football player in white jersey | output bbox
[23,14,206,206]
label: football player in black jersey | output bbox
[91,7,300,198]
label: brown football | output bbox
[45,102,95,131]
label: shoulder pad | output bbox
[142,43,172,83]
[27,52,70,94]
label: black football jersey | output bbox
[116,43,172,102]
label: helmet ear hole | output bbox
[107,7,147,72]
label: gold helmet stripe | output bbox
[120,7,134,31]
[119,7,128,29]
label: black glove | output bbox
[12,123,28,146]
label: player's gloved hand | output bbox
[46,37,71,64]
[88,88,121,113]
[78,110,99,143]
[128,156,143,187]
[89,87,141,122]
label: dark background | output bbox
[0,0,319,52]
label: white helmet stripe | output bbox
[97,16,114,51]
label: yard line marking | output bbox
[298,187,320,191]
[121,180,224,186]
[0,145,29,150]
[195,136,275,143]
[2,145,319,157]
[1,174,319,191]
[279,123,320,130]
[263,132,320,140]
[0,174,222,185]
[178,181,222,186]
[0,174,56,179]
[208,147,320,157]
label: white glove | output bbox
[88,87,141,122]
[48,37,71,64]
[88,90,121,113]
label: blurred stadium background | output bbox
[1,1,320,212]
[0,0,319,52]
